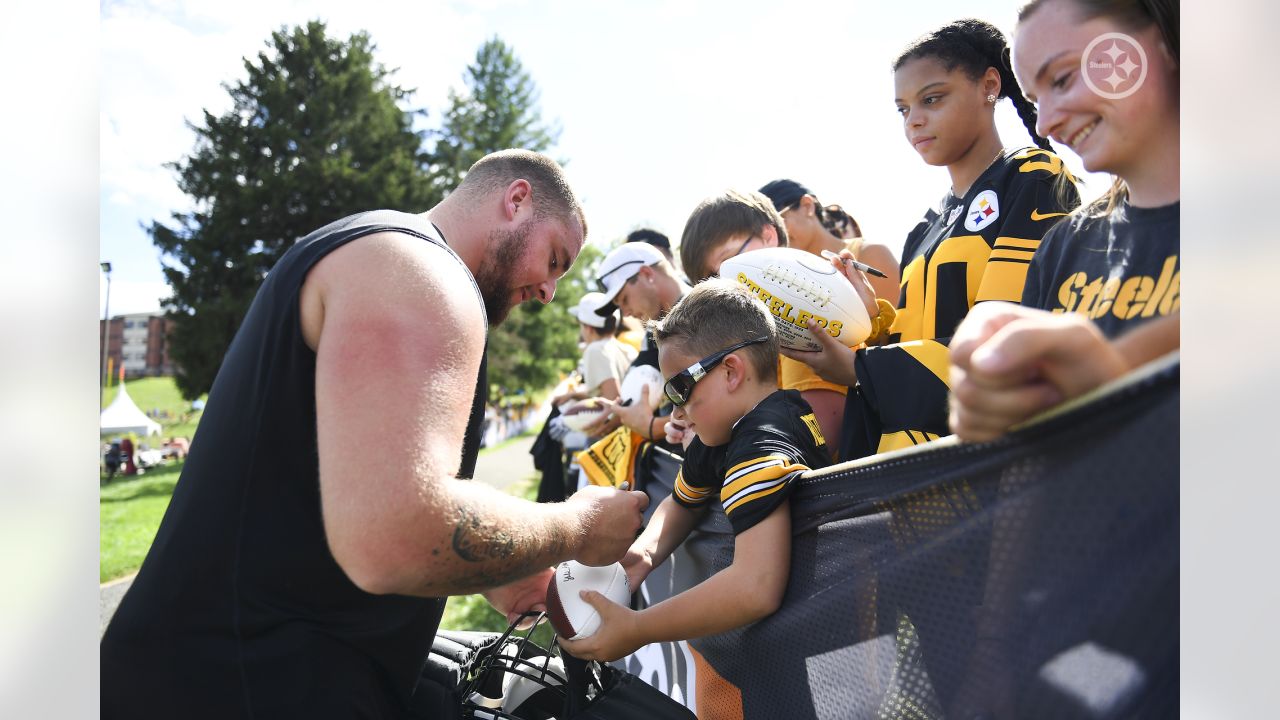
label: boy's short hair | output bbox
[648,279,779,384]
[679,190,789,283]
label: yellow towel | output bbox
[577,427,647,488]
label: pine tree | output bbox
[151,21,434,399]
[430,37,584,395]
[428,36,561,197]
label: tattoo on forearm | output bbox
[452,503,517,562]
[442,499,575,592]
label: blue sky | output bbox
[99,0,1109,315]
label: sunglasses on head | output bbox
[595,260,647,293]
[663,336,770,407]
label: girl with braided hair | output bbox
[782,17,1080,460]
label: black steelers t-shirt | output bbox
[842,147,1080,460]
[673,390,831,535]
[1022,201,1179,338]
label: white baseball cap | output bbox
[568,292,615,328]
[594,242,664,315]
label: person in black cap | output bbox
[625,228,676,266]
[581,242,692,445]
[758,179,900,302]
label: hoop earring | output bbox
[986,94,997,104]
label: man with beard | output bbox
[101,150,649,718]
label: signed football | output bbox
[719,247,872,351]
[559,399,608,432]
[545,560,630,639]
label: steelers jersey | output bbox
[1022,201,1178,338]
[674,390,832,535]
[842,147,1080,460]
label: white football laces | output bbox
[762,264,832,308]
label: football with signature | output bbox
[719,247,872,351]
[545,560,630,639]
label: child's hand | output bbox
[556,591,644,662]
[578,397,622,436]
[621,544,655,591]
[779,319,860,387]
[663,415,695,448]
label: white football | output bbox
[560,397,604,430]
[719,247,872,351]
[619,364,663,409]
[545,560,630,639]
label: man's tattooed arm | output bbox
[435,497,577,594]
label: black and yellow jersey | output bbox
[1022,201,1178,338]
[674,390,832,535]
[842,147,1080,460]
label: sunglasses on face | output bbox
[663,336,770,406]
[732,234,760,258]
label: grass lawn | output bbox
[437,472,557,649]
[100,381,552,644]
[100,459,184,582]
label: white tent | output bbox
[100,382,162,437]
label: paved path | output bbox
[99,573,136,638]
[99,432,541,638]
[471,432,539,492]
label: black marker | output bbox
[821,249,889,279]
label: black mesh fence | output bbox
[679,356,1179,719]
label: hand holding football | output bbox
[719,247,872,351]
[545,560,631,639]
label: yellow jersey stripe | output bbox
[877,429,943,454]
[727,454,788,476]
[674,471,713,504]
[989,248,1036,262]
[993,236,1042,250]
[897,340,951,385]
[721,462,794,498]
[724,480,792,515]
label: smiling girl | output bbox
[1014,0,1179,331]
[946,0,1180,442]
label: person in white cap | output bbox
[584,242,693,444]
[567,291,637,401]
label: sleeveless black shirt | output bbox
[101,211,488,718]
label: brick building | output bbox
[100,311,175,379]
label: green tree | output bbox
[486,244,603,399]
[428,36,561,197]
[151,21,434,399]
[430,36,579,394]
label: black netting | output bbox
[685,357,1179,720]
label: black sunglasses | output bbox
[663,336,770,407]
[595,260,647,293]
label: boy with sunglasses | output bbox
[559,279,831,663]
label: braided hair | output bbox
[893,18,1051,151]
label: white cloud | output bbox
[100,277,172,318]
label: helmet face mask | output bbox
[452,611,695,720]
[460,612,575,720]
